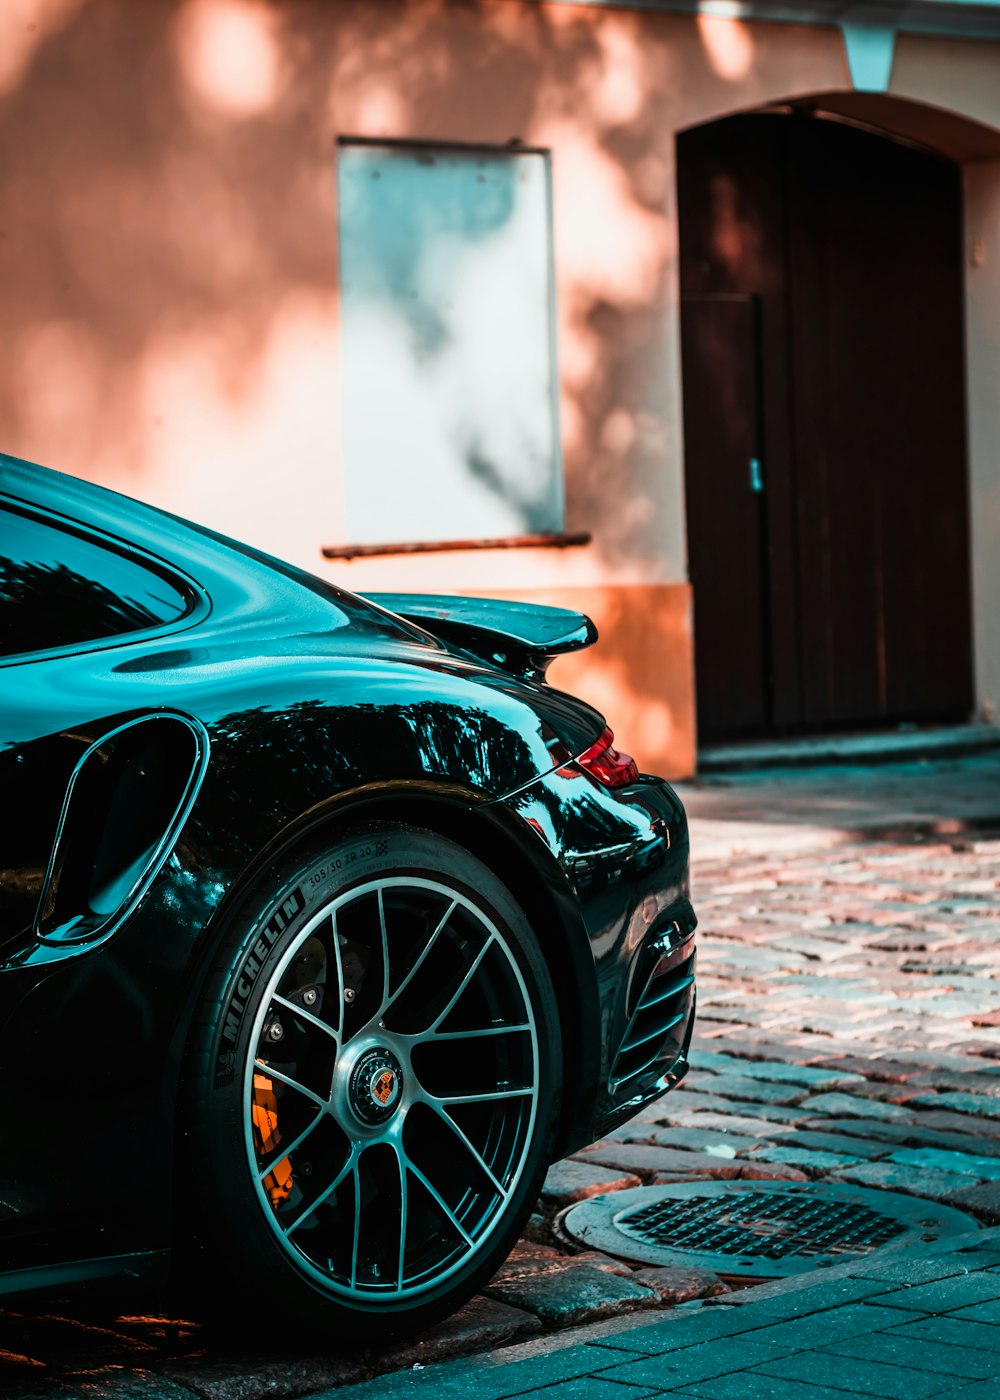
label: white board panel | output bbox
[338,143,563,544]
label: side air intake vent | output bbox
[611,945,695,1089]
[35,714,207,948]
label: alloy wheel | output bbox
[244,875,540,1300]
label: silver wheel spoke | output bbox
[255,1108,325,1184]
[284,1151,355,1238]
[272,991,339,1044]
[253,1059,327,1110]
[429,935,495,1032]
[394,1142,408,1293]
[377,887,390,1011]
[425,1085,533,1105]
[407,1160,474,1248]
[331,909,346,1039]
[427,1104,510,1200]
[432,1022,531,1041]
[384,898,458,1014]
[349,1157,363,1290]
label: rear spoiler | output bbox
[365,593,597,680]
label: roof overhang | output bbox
[523,0,1000,42]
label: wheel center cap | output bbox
[349,1047,404,1126]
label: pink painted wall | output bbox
[5,1,1000,769]
[0,0,845,580]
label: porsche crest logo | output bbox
[372,1070,396,1105]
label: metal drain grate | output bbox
[561,1182,979,1279]
[616,1191,904,1261]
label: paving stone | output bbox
[594,1336,805,1389]
[872,1273,1000,1313]
[894,1050,1000,1074]
[662,1112,804,1139]
[735,1161,810,1181]
[703,1277,897,1316]
[811,1056,926,1083]
[911,1093,1000,1120]
[651,1127,763,1157]
[377,1295,544,1373]
[769,1130,891,1160]
[491,1249,632,1285]
[822,1329,1000,1379]
[829,1161,977,1202]
[0,1309,199,1377]
[513,1378,660,1399]
[751,1350,955,1398]
[752,1145,865,1173]
[951,1298,1000,1324]
[691,1054,865,1091]
[483,1262,657,1328]
[665,1374,861,1400]
[657,1091,742,1115]
[799,1117,1000,1158]
[855,1256,988,1286]
[889,1148,1000,1181]
[327,1341,620,1400]
[54,1376,200,1400]
[522,1212,551,1244]
[845,1081,927,1106]
[597,1121,667,1144]
[682,1074,808,1107]
[574,1144,743,1179]
[903,1072,1000,1099]
[674,1099,806,1124]
[902,1110,1000,1140]
[159,1355,368,1400]
[727,1302,929,1350]
[954,1245,1000,1268]
[629,1267,730,1304]
[945,1183,1000,1224]
[944,1382,1000,1400]
[797,1093,914,1120]
[700,1038,845,1066]
[887,1314,1000,1352]
[541,1159,642,1206]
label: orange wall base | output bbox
[469,583,696,781]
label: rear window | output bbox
[0,505,192,657]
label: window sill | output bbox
[321,532,591,561]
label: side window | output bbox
[337,141,564,546]
[0,506,191,657]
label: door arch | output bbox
[678,109,973,742]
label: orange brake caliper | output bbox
[252,1071,294,1207]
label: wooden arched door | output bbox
[678,112,972,742]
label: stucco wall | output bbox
[3,1,1000,774]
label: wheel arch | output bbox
[331,788,601,1159]
[187,781,600,1162]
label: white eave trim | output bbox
[519,0,1000,42]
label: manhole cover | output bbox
[560,1182,978,1279]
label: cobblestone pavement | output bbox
[298,1227,1000,1400]
[3,761,999,1398]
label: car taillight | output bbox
[574,727,639,788]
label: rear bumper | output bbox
[599,933,696,1138]
[503,769,697,1151]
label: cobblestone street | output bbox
[3,756,999,1399]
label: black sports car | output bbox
[0,457,697,1338]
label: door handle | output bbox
[748,457,764,494]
